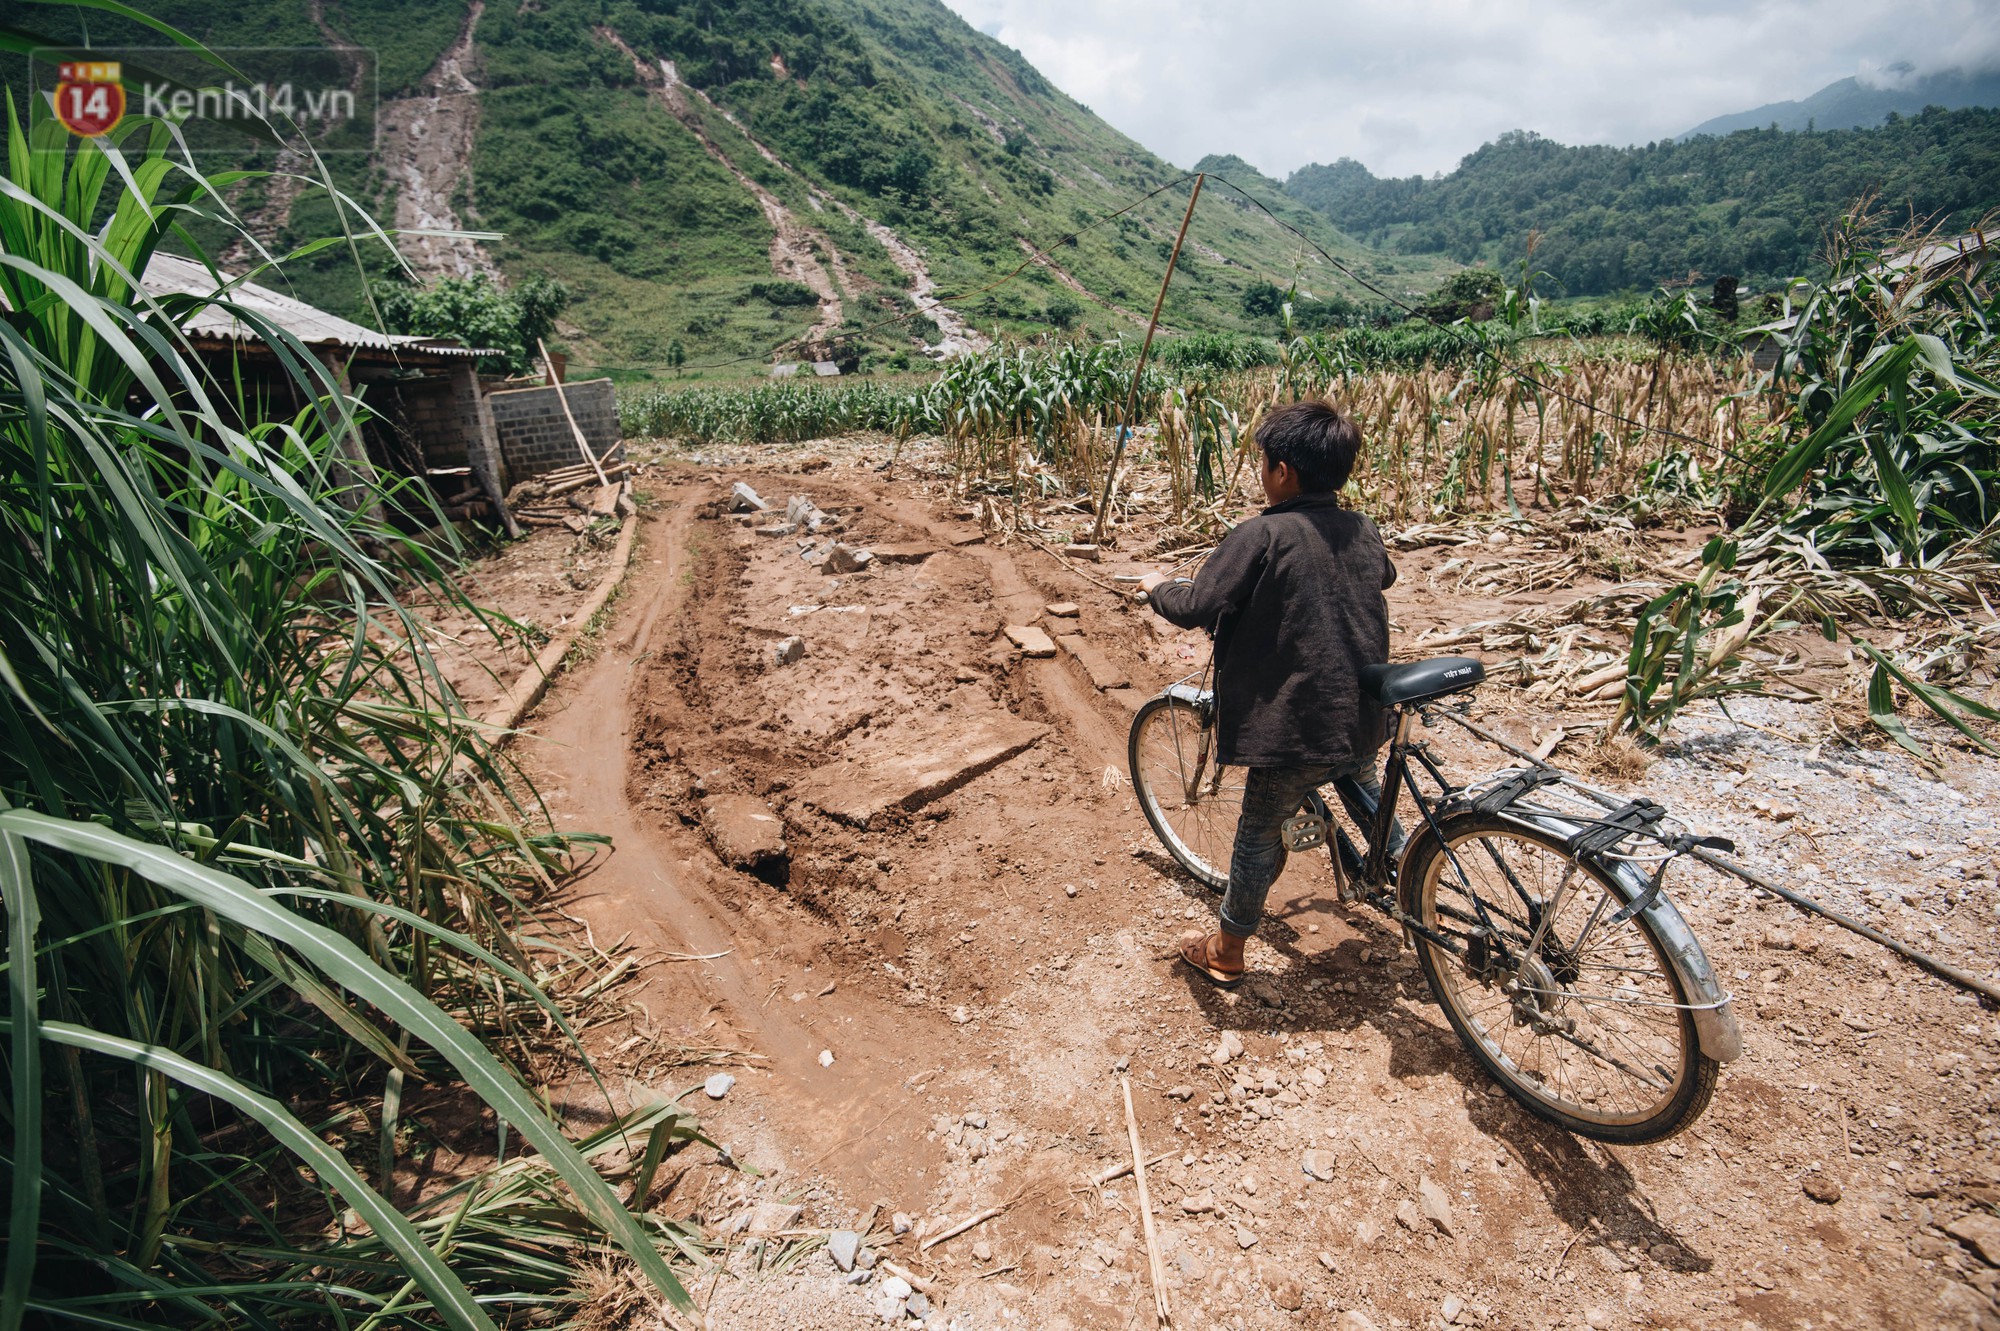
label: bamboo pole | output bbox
[539,337,609,487]
[1120,1076,1172,1327]
[1091,173,1203,547]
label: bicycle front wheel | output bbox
[1128,694,1244,890]
[1400,813,1717,1143]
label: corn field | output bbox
[625,337,1782,530]
[623,220,1996,750]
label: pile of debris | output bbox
[728,482,874,575]
[507,457,637,533]
[429,476,491,522]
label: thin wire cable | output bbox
[658,172,1201,374]
[1202,173,1752,465]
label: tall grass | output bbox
[0,83,693,1331]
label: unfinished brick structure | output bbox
[487,378,622,481]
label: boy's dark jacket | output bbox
[1149,495,1396,767]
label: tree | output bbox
[1415,269,1503,323]
[372,272,574,374]
[1241,280,1286,320]
[1709,275,1740,322]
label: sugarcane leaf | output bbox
[1762,338,1921,499]
[0,811,693,1313]
[1865,658,1928,759]
[0,828,41,1331]
[29,1021,495,1331]
[1860,431,1922,545]
[1857,640,1999,756]
[235,931,422,1079]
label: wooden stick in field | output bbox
[1091,173,1203,547]
[539,337,609,487]
[1120,1075,1172,1326]
[918,1204,1006,1252]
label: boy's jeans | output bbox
[1219,756,1404,939]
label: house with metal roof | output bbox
[141,253,520,531]
[1740,231,1992,371]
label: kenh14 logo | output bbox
[54,62,125,137]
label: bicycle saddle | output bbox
[1359,656,1485,705]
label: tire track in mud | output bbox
[863,486,1130,768]
[525,486,951,1198]
[517,461,2000,1330]
[526,472,1145,1206]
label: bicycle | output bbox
[1128,654,1743,1143]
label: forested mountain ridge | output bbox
[0,0,1443,373]
[1283,108,2000,297]
[1680,66,2000,139]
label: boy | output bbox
[1140,400,1396,986]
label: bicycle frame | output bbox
[1317,699,1741,1065]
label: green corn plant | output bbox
[1855,637,2000,761]
[1610,537,1797,738]
[1757,239,1999,569]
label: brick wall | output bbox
[361,374,470,470]
[488,378,621,482]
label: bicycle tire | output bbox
[1400,811,1718,1143]
[1128,694,1244,890]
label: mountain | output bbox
[1281,108,2000,297]
[0,0,1447,375]
[1681,67,2000,139]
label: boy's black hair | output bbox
[1255,400,1361,494]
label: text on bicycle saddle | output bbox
[1358,656,1486,706]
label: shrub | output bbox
[374,270,573,372]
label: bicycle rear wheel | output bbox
[1128,694,1244,890]
[1400,812,1717,1143]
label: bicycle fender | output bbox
[1557,820,1744,1065]
[1408,812,1743,1065]
[1163,682,1214,721]
[1613,860,1743,1063]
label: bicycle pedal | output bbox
[1281,814,1327,853]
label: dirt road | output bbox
[514,444,2000,1331]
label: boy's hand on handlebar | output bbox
[1138,570,1174,594]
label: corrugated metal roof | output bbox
[1745,232,1992,337]
[141,253,492,359]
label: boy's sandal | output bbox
[1178,930,1245,988]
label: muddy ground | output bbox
[415,516,626,718]
[491,436,2000,1331]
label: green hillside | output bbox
[1282,108,2000,297]
[0,0,1449,375]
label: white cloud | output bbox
[938,0,1996,178]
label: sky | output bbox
[937,0,2000,180]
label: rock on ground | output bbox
[1946,1212,2000,1266]
[1002,623,1057,658]
[700,793,788,870]
[791,704,1047,827]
